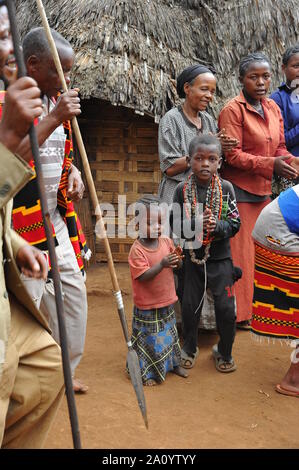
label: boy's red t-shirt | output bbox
[128,237,178,310]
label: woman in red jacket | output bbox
[218,52,298,329]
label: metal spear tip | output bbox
[142,411,149,430]
[137,396,148,429]
[127,348,149,430]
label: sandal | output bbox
[180,347,199,369]
[275,384,299,397]
[212,344,237,373]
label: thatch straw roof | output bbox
[16,0,299,120]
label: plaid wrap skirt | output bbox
[130,304,181,383]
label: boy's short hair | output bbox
[135,194,160,217]
[23,27,72,62]
[189,134,221,158]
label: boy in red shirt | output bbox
[128,195,188,386]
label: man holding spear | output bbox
[0,3,64,448]
[8,27,90,394]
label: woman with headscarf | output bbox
[158,64,237,206]
[251,184,299,397]
[158,64,238,333]
[218,52,298,330]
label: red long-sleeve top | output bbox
[218,91,293,196]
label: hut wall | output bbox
[77,99,160,262]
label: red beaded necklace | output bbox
[183,173,223,264]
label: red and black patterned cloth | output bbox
[0,91,89,273]
[251,242,299,340]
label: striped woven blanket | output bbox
[251,242,299,340]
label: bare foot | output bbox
[144,379,157,386]
[73,378,89,394]
[172,366,189,378]
[277,356,299,396]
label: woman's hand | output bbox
[165,156,190,177]
[217,128,239,152]
[274,155,298,179]
[290,157,299,174]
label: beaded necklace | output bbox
[183,173,223,265]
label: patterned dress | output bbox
[128,237,181,383]
[130,305,181,383]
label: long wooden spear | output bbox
[35,0,148,429]
[5,0,82,448]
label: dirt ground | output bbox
[45,263,298,449]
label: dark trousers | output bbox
[181,253,236,361]
[176,264,184,304]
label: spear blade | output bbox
[115,292,148,429]
[127,348,148,429]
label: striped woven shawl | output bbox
[0,91,89,273]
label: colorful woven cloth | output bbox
[251,242,299,340]
[0,91,89,273]
[129,304,181,383]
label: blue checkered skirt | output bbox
[130,304,181,383]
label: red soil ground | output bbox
[45,263,298,449]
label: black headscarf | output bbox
[176,64,214,98]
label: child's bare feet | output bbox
[172,366,189,378]
[144,379,157,386]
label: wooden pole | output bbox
[35,0,120,291]
[6,0,82,448]
[35,0,148,429]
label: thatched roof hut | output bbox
[15,0,299,261]
[16,0,299,119]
